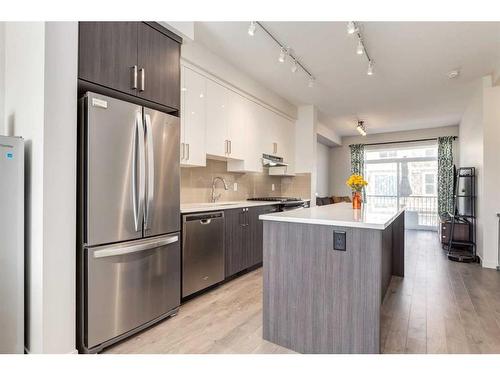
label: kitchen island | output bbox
[260,202,405,354]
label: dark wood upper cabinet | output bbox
[79,22,139,96]
[78,22,181,111]
[138,23,180,110]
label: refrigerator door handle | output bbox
[134,111,146,232]
[144,113,155,230]
[93,235,179,258]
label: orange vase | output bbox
[352,191,362,209]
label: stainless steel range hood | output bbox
[262,153,288,167]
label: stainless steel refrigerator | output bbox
[77,92,180,353]
[0,135,24,354]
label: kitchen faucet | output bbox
[211,176,229,203]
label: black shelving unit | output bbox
[447,167,477,262]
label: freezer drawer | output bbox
[182,212,225,298]
[85,233,180,349]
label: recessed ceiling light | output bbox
[447,69,460,79]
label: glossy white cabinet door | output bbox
[206,79,228,158]
[226,90,246,160]
[182,67,206,167]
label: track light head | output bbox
[278,47,287,63]
[347,21,358,35]
[248,21,256,36]
[356,120,367,136]
[308,77,315,88]
[367,61,374,76]
[356,40,364,55]
[291,60,298,73]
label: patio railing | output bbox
[366,195,439,229]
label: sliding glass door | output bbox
[364,142,438,231]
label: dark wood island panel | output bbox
[262,211,404,354]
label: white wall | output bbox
[459,79,484,261]
[181,40,296,120]
[330,125,460,197]
[316,141,330,197]
[41,22,77,353]
[295,105,318,203]
[2,21,77,353]
[482,79,500,269]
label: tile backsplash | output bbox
[180,159,311,204]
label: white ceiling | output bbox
[194,22,500,136]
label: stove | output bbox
[247,197,309,211]
[247,197,302,202]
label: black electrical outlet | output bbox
[333,231,346,251]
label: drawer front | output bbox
[85,234,180,349]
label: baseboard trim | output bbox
[24,346,78,354]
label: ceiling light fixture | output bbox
[367,61,374,76]
[248,22,316,88]
[348,22,375,76]
[447,69,460,79]
[347,21,358,35]
[248,21,256,36]
[356,120,367,136]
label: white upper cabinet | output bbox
[180,66,206,167]
[186,67,295,174]
[206,79,228,158]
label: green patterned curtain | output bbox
[349,144,365,200]
[349,144,365,175]
[437,136,454,217]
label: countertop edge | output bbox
[180,199,310,214]
[259,207,404,230]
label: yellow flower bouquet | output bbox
[346,174,368,192]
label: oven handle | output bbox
[93,235,178,259]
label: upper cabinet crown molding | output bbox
[78,22,181,112]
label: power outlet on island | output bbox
[333,231,346,251]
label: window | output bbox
[364,142,439,230]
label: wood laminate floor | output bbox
[105,230,500,354]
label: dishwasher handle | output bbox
[184,211,224,223]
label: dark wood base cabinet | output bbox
[224,205,279,278]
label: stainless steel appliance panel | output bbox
[143,107,180,237]
[182,212,225,297]
[0,136,24,354]
[86,92,144,246]
[86,233,180,349]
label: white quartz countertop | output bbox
[259,202,404,230]
[181,200,283,214]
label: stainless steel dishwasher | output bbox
[182,212,225,298]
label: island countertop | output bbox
[259,202,404,230]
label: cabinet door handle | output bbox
[225,140,228,155]
[186,143,190,161]
[131,65,138,90]
[181,142,185,160]
[228,140,232,155]
[139,68,145,92]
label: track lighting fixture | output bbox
[356,121,367,136]
[367,61,374,76]
[348,22,375,76]
[347,21,358,35]
[356,40,364,55]
[248,21,256,36]
[248,22,316,88]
